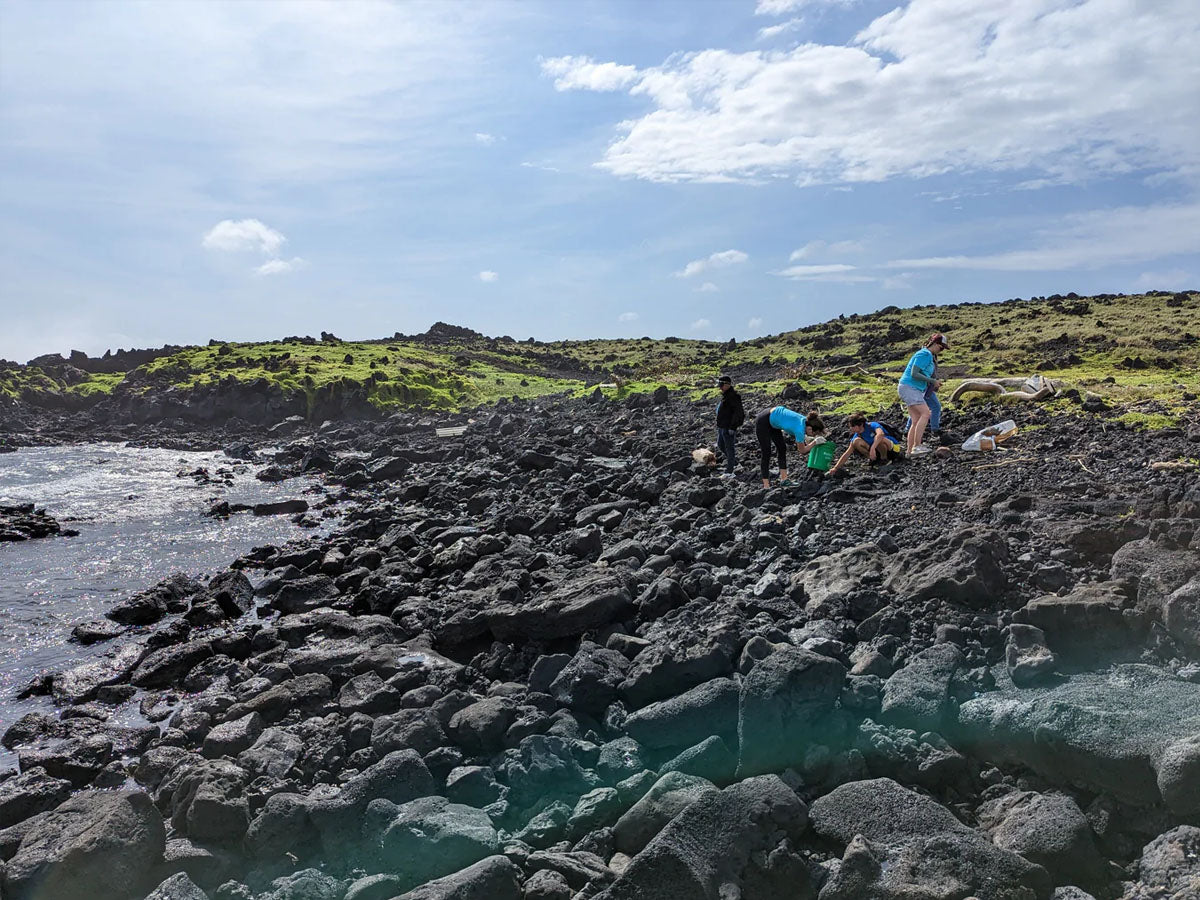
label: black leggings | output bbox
[755,410,788,480]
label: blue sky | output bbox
[1,0,1198,362]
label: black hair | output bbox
[848,413,867,428]
[807,412,826,434]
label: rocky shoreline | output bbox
[2,391,1199,900]
[0,503,77,542]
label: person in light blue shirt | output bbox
[754,406,827,488]
[898,333,947,456]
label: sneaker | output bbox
[909,445,933,457]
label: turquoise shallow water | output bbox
[0,443,328,738]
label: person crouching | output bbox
[754,405,827,489]
[829,414,903,475]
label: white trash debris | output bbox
[962,419,1018,451]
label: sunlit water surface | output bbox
[0,444,331,745]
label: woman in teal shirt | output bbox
[898,333,947,456]
[754,406,826,488]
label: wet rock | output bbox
[269,574,338,614]
[810,778,1050,899]
[0,789,165,900]
[107,574,201,625]
[70,619,128,645]
[737,646,845,778]
[52,640,146,704]
[598,775,812,900]
[131,638,214,689]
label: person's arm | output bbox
[869,430,889,459]
[829,444,855,473]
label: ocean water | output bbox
[0,443,330,737]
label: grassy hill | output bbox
[2,290,1197,428]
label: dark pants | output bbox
[755,410,787,480]
[716,427,737,473]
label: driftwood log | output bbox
[951,375,1057,403]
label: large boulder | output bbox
[1111,539,1200,616]
[797,544,887,612]
[308,750,435,853]
[885,527,1009,607]
[810,778,1050,899]
[977,791,1108,889]
[1013,582,1141,662]
[737,647,845,778]
[0,767,72,830]
[880,642,964,732]
[957,665,1200,815]
[624,677,739,751]
[487,572,633,642]
[597,775,813,900]
[1125,825,1200,899]
[368,795,499,891]
[392,854,523,900]
[1163,575,1200,656]
[0,789,165,900]
[612,772,719,856]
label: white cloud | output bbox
[549,0,1200,187]
[478,270,499,282]
[677,248,748,278]
[474,132,497,145]
[789,239,864,260]
[618,311,639,322]
[757,18,804,41]
[778,263,857,278]
[255,257,306,276]
[691,318,712,330]
[697,282,720,293]
[202,219,286,256]
[748,316,764,329]
[888,201,1200,271]
[1134,269,1194,290]
[540,55,640,92]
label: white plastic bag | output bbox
[962,419,1018,452]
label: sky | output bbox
[1,0,1198,362]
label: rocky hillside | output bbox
[2,385,1200,898]
[1,291,1197,443]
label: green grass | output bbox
[6,291,1198,418]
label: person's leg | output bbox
[927,392,942,432]
[907,403,930,452]
[773,429,788,482]
[755,413,773,486]
[850,436,870,459]
[718,428,736,474]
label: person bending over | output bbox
[754,405,827,488]
[829,414,903,474]
[898,333,947,457]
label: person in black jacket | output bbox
[715,375,745,478]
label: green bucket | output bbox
[807,441,835,472]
